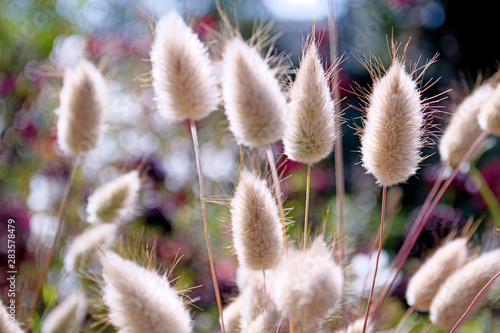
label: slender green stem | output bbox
[266,144,288,254]
[25,156,77,332]
[469,165,500,225]
[392,306,414,333]
[303,163,311,250]
[421,322,433,333]
[190,120,225,333]
[362,186,387,333]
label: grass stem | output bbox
[25,155,77,332]
[328,1,346,329]
[362,185,387,333]
[190,119,225,333]
[266,144,288,254]
[303,163,311,250]
[392,306,414,333]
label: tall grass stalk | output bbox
[190,119,225,333]
[303,163,311,250]
[265,144,294,333]
[25,156,77,332]
[362,185,387,333]
[371,165,446,316]
[266,144,289,254]
[328,1,346,329]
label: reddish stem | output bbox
[362,186,387,333]
[25,156,76,332]
[190,120,225,333]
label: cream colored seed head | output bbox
[231,169,284,270]
[406,238,468,311]
[86,170,140,224]
[222,296,244,333]
[283,42,337,164]
[440,83,493,166]
[222,38,287,148]
[271,241,343,323]
[57,59,106,155]
[245,301,291,333]
[478,83,500,135]
[430,248,500,330]
[238,267,275,328]
[151,10,219,122]
[101,251,192,333]
[64,223,118,272]
[361,61,423,186]
[41,292,87,333]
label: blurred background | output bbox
[1,0,500,332]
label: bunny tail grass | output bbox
[478,82,500,135]
[86,170,141,224]
[64,223,118,272]
[406,238,468,311]
[361,61,423,186]
[101,251,192,333]
[440,83,493,166]
[151,10,219,121]
[283,42,337,164]
[430,248,500,330]
[272,238,343,325]
[231,169,284,270]
[57,59,106,155]
[41,292,87,333]
[222,38,287,148]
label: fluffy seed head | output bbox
[440,83,494,166]
[64,223,118,272]
[406,238,468,311]
[57,59,106,155]
[430,248,500,330]
[41,292,87,333]
[151,11,219,121]
[238,267,275,328]
[222,296,244,333]
[284,42,337,164]
[478,83,500,135]
[231,169,284,270]
[1,300,23,333]
[222,38,287,147]
[245,301,290,333]
[361,61,423,186]
[101,251,192,333]
[271,239,343,323]
[86,170,140,224]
